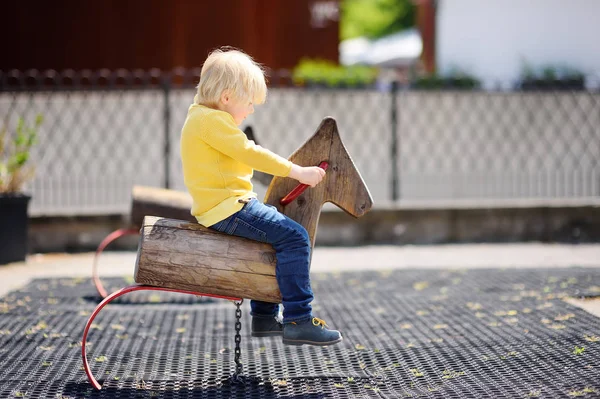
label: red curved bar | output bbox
[82,284,242,390]
[92,228,139,298]
[280,161,329,206]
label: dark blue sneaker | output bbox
[251,314,283,337]
[283,317,342,346]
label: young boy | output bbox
[180,47,342,346]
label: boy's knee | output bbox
[294,225,310,246]
[279,224,310,249]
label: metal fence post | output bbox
[391,80,399,201]
[162,76,171,189]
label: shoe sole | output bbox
[251,331,284,337]
[282,336,343,346]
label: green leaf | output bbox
[573,346,585,355]
[341,0,416,41]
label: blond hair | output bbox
[195,47,267,107]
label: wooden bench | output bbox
[82,117,373,389]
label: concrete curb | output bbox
[27,198,600,252]
[318,197,600,245]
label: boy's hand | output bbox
[289,164,326,187]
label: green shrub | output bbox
[413,72,480,90]
[292,58,379,88]
[519,65,585,90]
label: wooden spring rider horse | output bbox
[82,117,374,389]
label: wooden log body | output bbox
[130,185,196,228]
[134,216,281,303]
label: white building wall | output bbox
[436,0,600,87]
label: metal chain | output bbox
[232,299,244,379]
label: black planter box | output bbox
[0,194,31,265]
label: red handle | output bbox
[280,161,329,206]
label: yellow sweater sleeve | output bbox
[196,112,292,177]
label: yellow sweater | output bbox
[180,104,292,227]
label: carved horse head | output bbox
[264,117,374,248]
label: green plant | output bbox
[413,71,481,90]
[292,58,378,88]
[0,114,42,193]
[573,346,585,355]
[519,64,586,90]
[523,65,585,81]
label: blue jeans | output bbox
[209,198,313,323]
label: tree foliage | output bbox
[340,0,416,41]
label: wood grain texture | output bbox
[135,117,373,301]
[134,216,280,302]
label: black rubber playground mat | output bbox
[1,267,599,398]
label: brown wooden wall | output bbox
[1,0,339,72]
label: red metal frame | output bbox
[82,284,241,390]
[279,161,329,206]
[92,228,139,298]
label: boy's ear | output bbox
[220,90,231,104]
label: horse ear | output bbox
[289,117,336,162]
[243,125,256,142]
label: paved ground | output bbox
[2,245,600,398]
[2,243,600,398]
[2,243,600,314]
